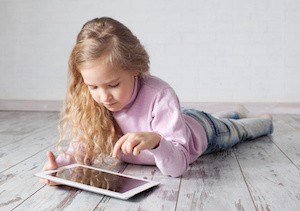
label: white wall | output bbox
[0,0,300,102]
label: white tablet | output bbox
[35,164,159,200]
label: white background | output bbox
[0,0,299,102]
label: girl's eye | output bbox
[88,86,97,90]
[109,83,119,88]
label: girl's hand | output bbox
[40,151,59,186]
[112,132,161,157]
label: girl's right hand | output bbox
[40,151,59,186]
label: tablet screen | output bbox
[53,166,148,193]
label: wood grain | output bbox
[235,135,300,210]
[176,150,255,211]
[1,111,300,210]
[0,111,58,147]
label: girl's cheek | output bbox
[91,92,100,103]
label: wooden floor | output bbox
[0,111,300,211]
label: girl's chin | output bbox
[103,103,123,112]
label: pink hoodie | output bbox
[57,75,207,177]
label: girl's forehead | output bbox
[80,60,132,85]
[81,62,120,77]
[80,54,124,71]
[80,59,118,74]
[81,58,110,69]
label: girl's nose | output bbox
[101,91,113,102]
[104,95,113,102]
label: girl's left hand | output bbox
[112,132,161,157]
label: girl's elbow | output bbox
[161,165,188,178]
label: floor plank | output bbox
[0,124,58,172]
[93,165,180,211]
[12,185,82,211]
[0,145,54,210]
[176,150,256,211]
[0,111,300,211]
[0,111,58,147]
[235,136,300,211]
[272,114,300,170]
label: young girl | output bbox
[41,17,273,184]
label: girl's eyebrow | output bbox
[85,77,120,86]
[103,77,121,85]
[106,77,120,84]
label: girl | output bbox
[41,17,273,184]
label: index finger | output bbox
[112,135,127,157]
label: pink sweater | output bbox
[57,76,208,177]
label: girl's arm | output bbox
[114,87,198,177]
[113,132,162,157]
[55,140,77,167]
[149,88,193,177]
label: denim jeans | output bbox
[182,108,273,154]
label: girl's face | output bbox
[80,59,137,112]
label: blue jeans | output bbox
[182,108,273,154]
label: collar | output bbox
[119,76,140,111]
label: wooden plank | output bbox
[0,144,55,210]
[176,150,255,211]
[235,136,300,210]
[0,111,59,147]
[12,163,127,210]
[2,112,299,211]
[289,114,300,128]
[93,164,180,211]
[0,111,58,133]
[13,185,83,211]
[0,123,57,172]
[271,114,300,169]
[0,100,62,111]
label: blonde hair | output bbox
[57,17,150,165]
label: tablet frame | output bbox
[35,164,159,200]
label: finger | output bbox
[124,138,140,155]
[47,151,58,169]
[48,180,60,186]
[39,178,60,186]
[132,142,146,156]
[39,172,60,186]
[112,135,128,157]
[40,178,48,184]
[133,146,141,156]
[47,151,57,165]
[42,151,58,171]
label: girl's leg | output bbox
[212,111,240,119]
[207,115,273,154]
[182,108,273,154]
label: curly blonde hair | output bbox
[57,17,150,165]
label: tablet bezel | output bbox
[35,164,159,200]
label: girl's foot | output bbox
[259,113,273,120]
[234,104,272,120]
[234,104,255,118]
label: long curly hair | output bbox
[57,17,150,165]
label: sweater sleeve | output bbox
[149,88,191,177]
[55,140,78,167]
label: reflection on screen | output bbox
[55,167,148,193]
